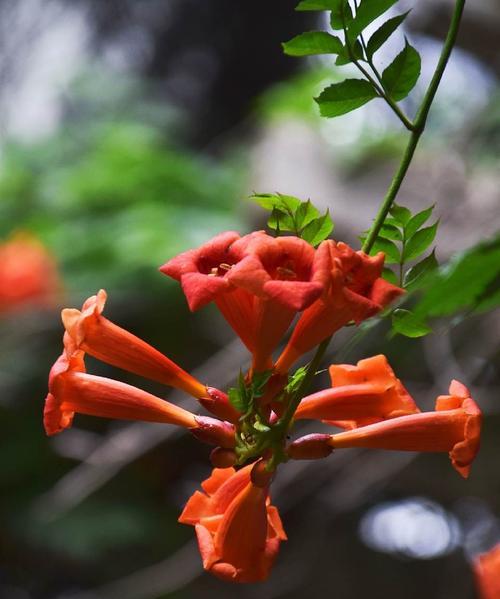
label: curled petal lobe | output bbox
[62,290,207,400]
[328,380,481,478]
[43,349,84,435]
[44,352,198,435]
[159,231,241,310]
[436,380,481,478]
[179,466,286,582]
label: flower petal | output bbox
[62,290,207,399]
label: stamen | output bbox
[276,266,297,280]
[219,263,232,271]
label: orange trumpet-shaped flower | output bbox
[44,347,199,436]
[61,289,207,400]
[474,544,500,599]
[159,231,242,311]
[328,380,481,478]
[0,232,61,314]
[159,231,257,352]
[179,465,287,583]
[275,241,404,374]
[295,355,419,428]
[228,233,328,311]
[228,233,330,371]
[160,231,331,372]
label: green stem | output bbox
[265,335,333,471]
[354,58,415,131]
[341,3,413,131]
[276,335,332,433]
[362,0,465,254]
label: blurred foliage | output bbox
[0,77,244,293]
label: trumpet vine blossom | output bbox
[37,0,480,586]
[43,229,482,583]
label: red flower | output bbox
[179,465,287,583]
[295,355,419,428]
[160,231,241,311]
[62,290,208,400]
[160,231,331,372]
[327,380,481,478]
[0,232,61,314]
[159,231,256,352]
[43,344,198,436]
[228,233,327,311]
[228,233,330,371]
[474,543,500,599]
[275,241,404,374]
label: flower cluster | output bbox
[43,230,482,583]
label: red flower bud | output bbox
[191,416,236,448]
[287,434,333,460]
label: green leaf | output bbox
[296,0,341,11]
[283,31,344,57]
[403,221,438,261]
[392,309,432,338]
[378,223,403,241]
[295,199,320,230]
[251,370,273,398]
[268,207,294,232]
[300,210,334,246]
[405,205,434,239]
[369,236,400,263]
[382,41,421,101]
[474,275,500,313]
[285,365,309,395]
[227,371,253,414]
[335,40,364,65]
[366,12,410,60]
[383,217,402,227]
[403,250,438,290]
[250,192,301,213]
[382,267,398,285]
[330,0,353,29]
[228,383,248,413]
[251,193,330,239]
[389,203,412,225]
[412,235,500,318]
[229,370,273,414]
[251,193,300,232]
[253,421,271,433]
[348,0,399,41]
[315,79,378,117]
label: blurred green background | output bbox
[0,1,499,598]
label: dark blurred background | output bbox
[0,1,499,598]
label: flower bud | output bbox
[251,458,274,488]
[210,447,237,468]
[287,434,333,460]
[190,415,236,448]
[199,387,240,423]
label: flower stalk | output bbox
[362,0,466,254]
